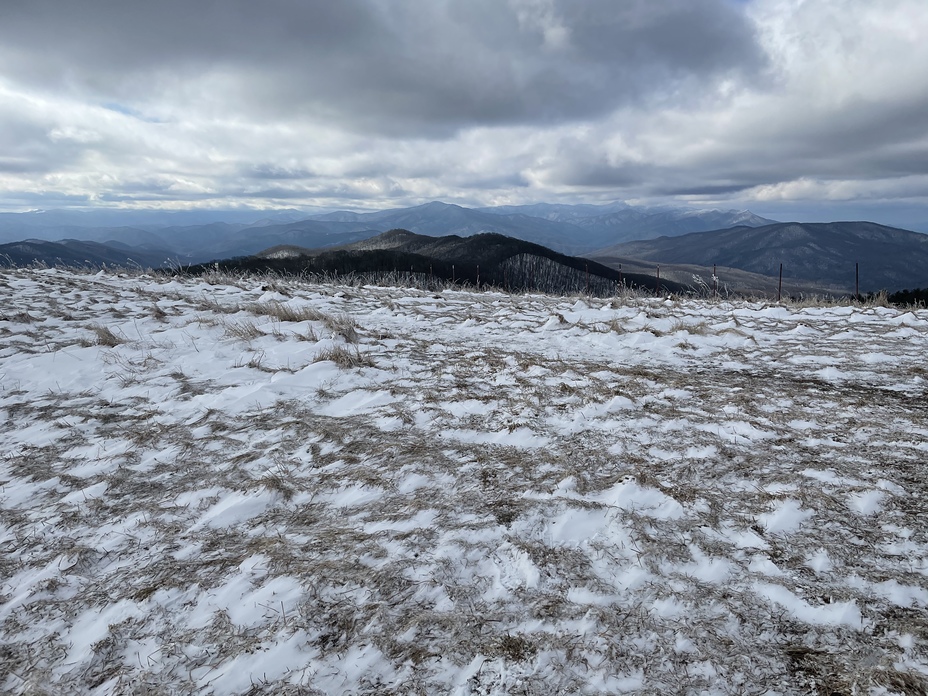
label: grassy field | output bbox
[1,267,926,694]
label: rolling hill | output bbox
[190,229,689,296]
[0,239,179,269]
[594,221,928,292]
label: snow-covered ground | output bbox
[1,268,927,694]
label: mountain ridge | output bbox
[594,221,928,292]
[197,229,690,295]
[0,201,779,261]
[0,238,180,269]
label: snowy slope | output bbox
[1,268,926,694]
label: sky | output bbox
[0,0,926,229]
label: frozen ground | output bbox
[0,267,927,695]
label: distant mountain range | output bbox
[0,201,776,262]
[297,201,775,255]
[478,202,773,249]
[194,229,689,296]
[595,221,928,292]
[1,204,927,294]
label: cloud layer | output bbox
[0,0,926,227]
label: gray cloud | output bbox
[0,0,764,134]
[245,165,318,181]
[0,0,925,229]
[664,184,762,196]
[0,110,76,175]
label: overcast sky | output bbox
[0,0,926,228]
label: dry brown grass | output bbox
[3,268,928,694]
[86,323,126,347]
[222,318,263,341]
[244,301,328,323]
[313,345,374,368]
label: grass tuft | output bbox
[87,324,125,347]
[245,301,328,323]
[222,318,263,341]
[313,345,374,368]
[324,313,359,343]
